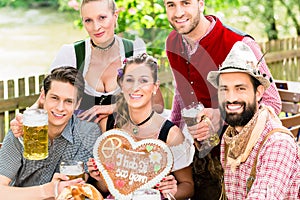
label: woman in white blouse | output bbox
[87,54,195,199]
[50,0,164,130]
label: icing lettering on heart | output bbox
[93,129,173,200]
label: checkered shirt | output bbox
[0,115,101,186]
[221,118,300,199]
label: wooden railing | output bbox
[258,37,300,81]
[1,37,300,142]
[0,75,45,142]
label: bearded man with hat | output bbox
[207,41,300,199]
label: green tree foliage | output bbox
[205,0,240,11]
[0,0,57,7]
[278,0,300,35]
[1,0,299,48]
[115,0,171,56]
[230,0,299,40]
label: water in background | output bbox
[0,7,87,80]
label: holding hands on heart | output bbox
[88,54,195,200]
[91,129,174,200]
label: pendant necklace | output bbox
[129,110,155,135]
[91,37,116,51]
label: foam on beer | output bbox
[60,161,85,180]
[60,165,84,176]
[23,109,48,127]
[181,103,204,118]
[132,189,161,200]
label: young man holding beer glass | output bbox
[0,66,102,199]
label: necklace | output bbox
[129,110,155,135]
[91,37,116,51]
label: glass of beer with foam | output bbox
[181,102,204,150]
[181,102,220,157]
[132,189,161,200]
[60,160,85,180]
[23,108,48,160]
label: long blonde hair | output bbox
[115,53,158,128]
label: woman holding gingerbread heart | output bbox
[87,53,195,199]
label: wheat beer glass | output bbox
[60,160,85,180]
[181,102,204,150]
[23,108,48,160]
[181,102,220,158]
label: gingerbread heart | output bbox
[93,129,173,200]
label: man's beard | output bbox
[170,9,200,35]
[219,100,256,127]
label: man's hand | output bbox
[10,113,24,138]
[51,173,85,198]
[187,108,222,142]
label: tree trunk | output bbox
[265,0,278,40]
[279,0,300,36]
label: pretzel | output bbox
[56,183,104,200]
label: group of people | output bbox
[0,0,299,199]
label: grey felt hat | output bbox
[207,41,271,90]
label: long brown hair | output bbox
[44,66,84,103]
[115,53,158,128]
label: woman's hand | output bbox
[10,113,24,138]
[77,104,115,123]
[86,158,109,194]
[86,158,101,181]
[156,175,177,199]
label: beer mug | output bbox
[132,189,161,200]
[60,160,85,180]
[181,102,220,158]
[23,108,48,160]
